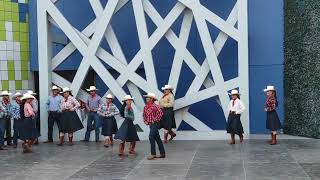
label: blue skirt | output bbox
[19,117,40,140]
[266,110,282,131]
[114,118,139,142]
[226,113,244,135]
[101,116,118,136]
[160,107,176,130]
[60,111,84,133]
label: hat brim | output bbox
[161,87,174,90]
[52,88,60,91]
[106,96,113,99]
[87,89,98,92]
[61,90,72,93]
[143,95,157,100]
[0,93,12,96]
[228,93,240,95]
[122,98,134,102]
[264,89,276,92]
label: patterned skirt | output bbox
[114,118,140,142]
[160,107,176,130]
[226,113,244,135]
[101,116,118,136]
[266,110,282,131]
[19,117,40,140]
[60,111,84,133]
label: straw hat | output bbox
[228,89,240,95]
[51,85,60,91]
[143,92,157,100]
[86,86,98,92]
[122,95,134,102]
[0,91,12,96]
[106,94,113,99]
[26,90,37,95]
[263,85,276,92]
[161,85,174,91]
[21,93,35,100]
[61,87,72,93]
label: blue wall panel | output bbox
[29,0,284,133]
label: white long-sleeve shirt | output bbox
[228,98,245,115]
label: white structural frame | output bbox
[37,0,249,141]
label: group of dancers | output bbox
[0,84,282,157]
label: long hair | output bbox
[120,103,126,118]
[273,91,278,107]
[20,99,26,119]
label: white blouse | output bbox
[228,98,245,115]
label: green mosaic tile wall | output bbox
[0,0,31,92]
[284,0,320,138]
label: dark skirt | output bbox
[19,117,40,140]
[114,118,139,142]
[101,116,118,136]
[160,107,176,130]
[266,110,282,131]
[226,113,244,135]
[60,111,84,133]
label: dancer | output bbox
[58,87,84,146]
[0,91,11,150]
[159,85,176,143]
[26,90,39,145]
[143,93,165,160]
[114,95,139,157]
[98,94,119,148]
[9,92,23,148]
[19,93,40,153]
[264,85,282,145]
[45,86,63,143]
[226,89,245,144]
[82,86,102,142]
[0,91,12,146]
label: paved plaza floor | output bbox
[0,139,319,180]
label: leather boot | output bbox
[169,131,176,141]
[229,134,235,145]
[57,135,64,146]
[118,143,125,156]
[129,142,136,155]
[110,136,113,146]
[68,136,73,146]
[164,132,169,144]
[270,134,276,145]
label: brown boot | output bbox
[104,139,109,148]
[239,134,244,143]
[229,134,235,145]
[129,142,136,155]
[110,136,114,146]
[169,131,176,141]
[164,132,169,144]
[57,135,64,146]
[68,136,73,146]
[118,143,125,157]
[270,134,276,145]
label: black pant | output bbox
[4,116,11,144]
[13,118,21,145]
[48,111,61,141]
[149,122,165,156]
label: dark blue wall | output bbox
[29,0,284,133]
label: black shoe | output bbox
[95,140,100,143]
[0,146,7,150]
[80,140,89,142]
[44,140,53,143]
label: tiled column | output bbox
[0,0,32,93]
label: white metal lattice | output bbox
[37,0,249,140]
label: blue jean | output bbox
[0,118,6,146]
[84,112,101,141]
[149,122,165,155]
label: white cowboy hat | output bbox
[86,86,98,92]
[21,93,35,100]
[122,95,134,102]
[26,90,37,95]
[51,85,60,91]
[61,87,72,93]
[106,94,113,99]
[143,92,157,100]
[228,89,240,95]
[12,92,22,100]
[264,85,276,92]
[161,85,174,91]
[0,91,12,96]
